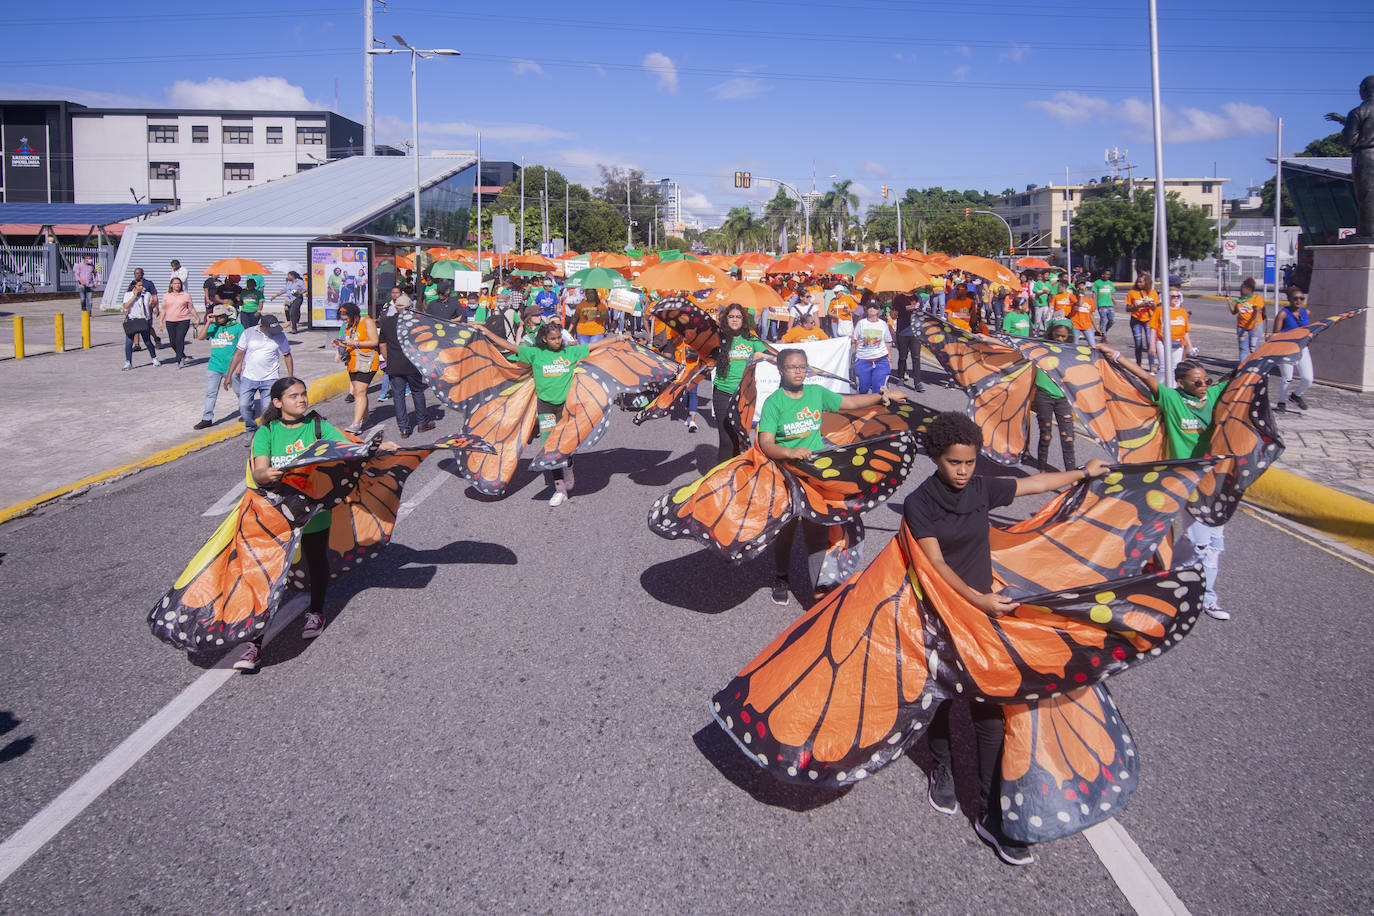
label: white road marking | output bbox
[1084,818,1191,915]
[397,470,449,524]
[0,595,306,886]
[201,481,246,517]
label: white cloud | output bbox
[377,114,571,147]
[167,76,320,109]
[1027,90,1112,124]
[710,77,766,100]
[1001,42,1031,63]
[511,58,543,77]
[643,52,678,93]
[953,66,971,82]
[957,45,972,57]
[0,82,157,108]
[550,147,636,173]
[592,64,607,76]
[860,160,890,178]
[677,188,716,223]
[1121,98,1273,142]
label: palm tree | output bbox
[721,206,767,254]
[830,179,859,249]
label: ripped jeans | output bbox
[1185,518,1225,608]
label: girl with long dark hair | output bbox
[713,303,777,463]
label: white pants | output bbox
[1278,350,1314,402]
[1154,342,1184,383]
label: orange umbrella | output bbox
[765,252,838,275]
[701,253,736,269]
[510,253,558,272]
[734,251,775,268]
[854,259,933,293]
[432,253,477,270]
[949,255,1022,289]
[1014,256,1052,270]
[633,259,733,291]
[555,250,582,258]
[589,252,631,270]
[704,279,786,315]
[396,254,416,271]
[204,257,269,275]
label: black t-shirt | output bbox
[902,473,1016,592]
[377,313,418,377]
[203,277,219,300]
[216,282,243,304]
[426,297,460,321]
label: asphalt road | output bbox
[1,297,1370,913]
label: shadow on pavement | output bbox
[692,723,848,812]
[640,549,773,615]
[0,711,36,764]
[627,443,717,488]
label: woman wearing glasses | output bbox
[1274,288,1313,411]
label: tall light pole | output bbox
[1147,0,1173,385]
[369,37,459,268]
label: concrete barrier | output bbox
[1245,466,1374,557]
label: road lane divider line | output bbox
[202,481,247,517]
[0,596,306,886]
[1084,819,1190,915]
[397,470,450,525]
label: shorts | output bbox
[348,370,376,384]
[535,398,565,444]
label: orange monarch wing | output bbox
[648,447,798,560]
[919,317,1025,390]
[969,361,1037,465]
[398,311,530,415]
[727,356,853,449]
[1237,307,1365,378]
[1188,371,1283,526]
[634,361,711,424]
[1015,339,1165,463]
[460,380,539,495]
[999,684,1138,843]
[991,458,1216,595]
[650,297,722,360]
[148,488,303,652]
[788,432,919,525]
[712,535,934,785]
[533,341,677,470]
[820,400,939,447]
[276,431,382,507]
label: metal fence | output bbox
[0,245,47,285]
[0,243,114,291]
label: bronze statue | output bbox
[1326,75,1374,240]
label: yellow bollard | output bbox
[11,316,23,359]
[81,311,91,349]
[55,313,65,353]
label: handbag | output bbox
[123,317,151,335]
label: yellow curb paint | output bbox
[1245,466,1374,558]
[0,370,351,525]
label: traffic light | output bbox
[964,207,971,219]
[742,171,751,188]
[1010,246,1016,256]
[734,170,752,189]
[881,185,888,199]
[734,171,743,188]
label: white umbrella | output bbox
[269,259,304,275]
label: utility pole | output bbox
[1065,166,1072,275]
[519,155,525,254]
[476,131,482,264]
[626,179,632,249]
[363,0,374,156]
[542,169,549,246]
[1148,0,1173,386]
[564,179,569,249]
[1273,117,1283,313]
[896,199,903,250]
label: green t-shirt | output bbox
[1002,312,1032,337]
[239,291,263,313]
[1092,279,1116,310]
[1033,368,1064,398]
[758,384,844,452]
[207,321,244,373]
[713,336,768,393]
[251,416,351,533]
[1154,383,1225,459]
[514,343,591,405]
[1033,280,1051,307]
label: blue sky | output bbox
[5,0,1368,227]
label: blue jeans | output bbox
[238,377,276,432]
[79,286,93,311]
[578,332,604,345]
[1075,326,1097,346]
[1098,307,1116,336]
[124,328,157,361]
[1186,519,1225,607]
[932,291,946,318]
[203,368,239,422]
[855,355,890,394]
[1237,326,1263,362]
[379,373,392,399]
[388,373,429,433]
[1130,319,1152,365]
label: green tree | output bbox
[927,213,1006,256]
[864,204,899,251]
[594,167,665,248]
[1073,188,1217,264]
[763,187,801,252]
[720,206,768,254]
[661,235,689,251]
[476,165,627,253]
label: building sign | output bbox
[1264,242,1276,285]
[2,125,50,202]
[307,242,372,329]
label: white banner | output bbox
[748,336,853,424]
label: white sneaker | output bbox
[122,360,132,371]
[687,420,698,433]
[549,489,567,507]
[1204,604,1231,621]
[151,357,162,366]
[301,612,325,638]
[232,643,260,671]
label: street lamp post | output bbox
[369,36,459,274]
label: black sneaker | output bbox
[1290,393,1308,410]
[1274,401,1287,413]
[193,420,213,430]
[771,578,790,605]
[928,764,956,815]
[975,814,1035,866]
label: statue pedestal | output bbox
[1308,243,1374,393]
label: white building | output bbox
[69,108,365,207]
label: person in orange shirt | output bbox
[944,283,978,332]
[1069,280,1097,345]
[1124,272,1160,369]
[1148,286,1198,382]
[830,284,857,336]
[332,301,379,433]
[575,289,610,344]
[781,310,829,342]
[1050,281,1076,321]
[1228,276,1266,362]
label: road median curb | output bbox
[1245,466,1374,557]
[0,370,350,526]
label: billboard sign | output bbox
[1264,242,1276,285]
[307,241,372,329]
[3,125,49,202]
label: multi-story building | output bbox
[0,99,364,206]
[990,176,1227,255]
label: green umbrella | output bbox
[656,249,700,262]
[430,260,479,280]
[565,266,631,290]
[624,247,644,258]
[825,260,865,278]
[511,269,543,278]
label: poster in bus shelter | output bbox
[308,243,371,329]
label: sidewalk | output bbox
[0,297,352,512]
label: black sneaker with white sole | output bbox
[928,764,956,814]
[1290,393,1308,410]
[771,578,790,605]
[975,813,1035,866]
